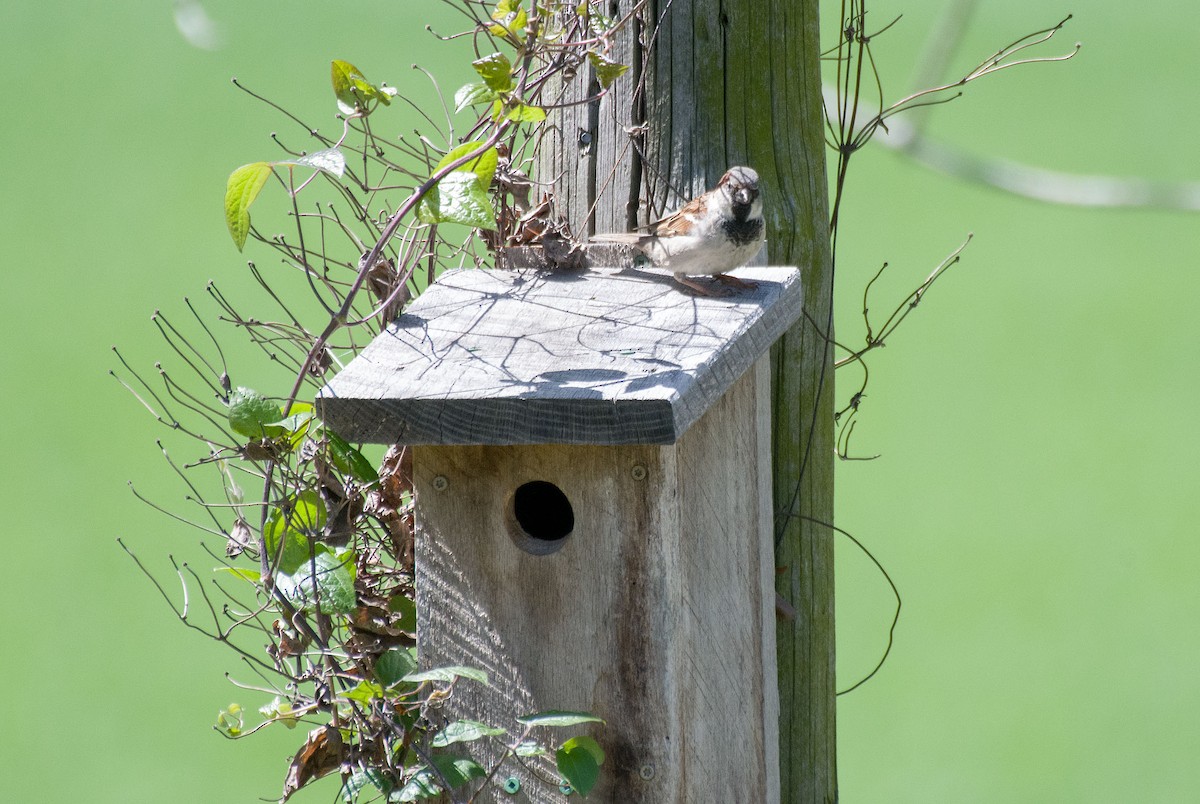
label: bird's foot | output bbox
[715,273,757,289]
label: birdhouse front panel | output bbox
[411,356,778,802]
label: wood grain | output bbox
[317,266,801,446]
[413,357,777,802]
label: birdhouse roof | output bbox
[317,266,802,445]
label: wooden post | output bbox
[319,267,802,800]
[535,0,836,800]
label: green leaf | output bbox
[330,59,361,104]
[331,59,381,115]
[215,703,243,737]
[504,102,546,123]
[342,680,385,706]
[434,141,499,189]
[472,52,514,92]
[557,741,601,797]
[264,509,309,575]
[217,567,261,583]
[402,666,489,685]
[430,755,487,787]
[224,162,273,252]
[276,410,314,438]
[274,407,314,451]
[513,740,546,757]
[561,735,605,765]
[227,386,284,438]
[375,647,419,687]
[432,720,507,748]
[454,81,494,113]
[258,696,299,728]
[288,489,327,536]
[587,50,630,89]
[326,430,379,483]
[342,768,391,802]
[489,0,528,38]
[284,401,315,417]
[417,172,497,230]
[395,757,486,802]
[390,593,417,634]
[292,148,346,177]
[278,547,355,614]
[394,769,440,802]
[579,3,615,33]
[516,710,604,728]
[264,490,327,574]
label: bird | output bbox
[592,166,765,295]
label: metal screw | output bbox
[502,776,521,795]
[639,763,655,780]
[559,780,574,795]
[432,475,449,491]
[630,464,647,481]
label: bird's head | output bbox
[718,166,762,219]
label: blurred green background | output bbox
[2,1,1195,801]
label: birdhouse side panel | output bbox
[672,355,780,802]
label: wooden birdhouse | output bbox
[318,263,802,802]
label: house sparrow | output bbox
[592,166,765,295]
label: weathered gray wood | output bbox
[317,265,801,446]
[534,3,837,795]
[413,357,778,802]
[496,243,635,272]
[733,2,839,799]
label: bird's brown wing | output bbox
[592,192,709,240]
[651,194,708,237]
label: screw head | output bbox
[432,475,449,491]
[639,763,655,780]
[502,776,521,794]
[559,780,574,795]
[630,464,647,481]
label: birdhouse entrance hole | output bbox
[509,480,574,555]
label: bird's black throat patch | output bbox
[723,207,763,247]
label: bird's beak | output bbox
[734,187,754,206]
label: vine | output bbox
[115,2,630,800]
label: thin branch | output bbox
[796,515,901,696]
